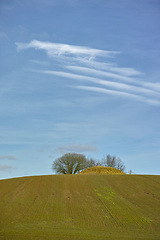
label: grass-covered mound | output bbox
[79,166,126,174]
[0,174,160,239]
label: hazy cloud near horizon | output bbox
[53,144,98,154]
[0,155,18,161]
[0,165,17,173]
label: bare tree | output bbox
[87,158,96,168]
[102,154,126,172]
[52,153,89,174]
[86,158,103,168]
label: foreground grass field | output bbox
[0,174,160,239]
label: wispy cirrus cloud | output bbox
[16,40,160,105]
[16,40,140,76]
[75,85,160,105]
[66,64,142,77]
[66,65,138,82]
[16,40,118,59]
[38,69,158,96]
[73,65,160,93]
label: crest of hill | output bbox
[79,166,126,174]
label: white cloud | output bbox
[143,82,160,92]
[66,64,142,78]
[64,58,141,76]
[38,69,158,96]
[16,40,118,59]
[75,85,160,106]
[66,65,137,82]
[108,66,142,76]
[16,40,160,105]
[66,66,160,93]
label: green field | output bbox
[0,174,160,239]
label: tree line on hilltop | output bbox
[52,153,126,174]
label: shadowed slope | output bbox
[0,174,160,239]
[79,166,126,174]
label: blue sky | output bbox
[0,0,160,179]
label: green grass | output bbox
[79,166,126,174]
[0,174,160,239]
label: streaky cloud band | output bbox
[16,40,119,58]
[75,85,160,106]
[37,69,159,96]
[16,40,160,106]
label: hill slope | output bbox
[79,166,126,174]
[0,174,160,240]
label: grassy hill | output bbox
[79,166,126,174]
[0,174,160,240]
